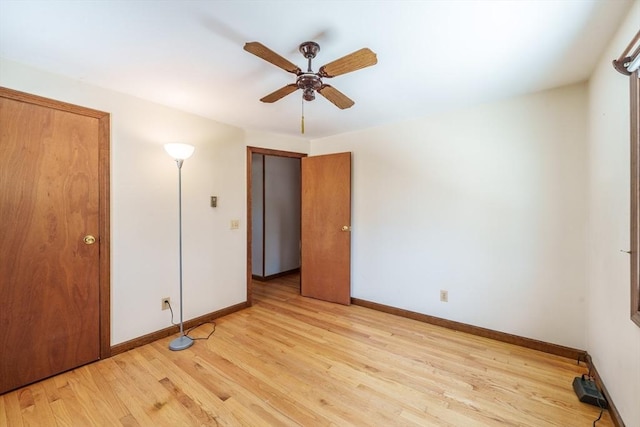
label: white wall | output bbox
[0,58,308,345]
[587,1,640,425]
[311,83,589,349]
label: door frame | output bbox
[0,87,111,359]
[246,146,306,306]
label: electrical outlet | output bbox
[162,297,171,311]
[440,290,448,302]
[230,219,240,229]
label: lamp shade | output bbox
[164,143,195,160]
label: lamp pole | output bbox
[164,143,195,351]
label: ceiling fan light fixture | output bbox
[303,88,316,101]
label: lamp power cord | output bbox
[166,300,216,342]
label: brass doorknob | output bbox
[341,226,351,232]
[83,235,96,245]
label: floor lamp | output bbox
[164,143,195,351]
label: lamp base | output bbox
[169,334,194,351]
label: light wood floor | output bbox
[1,274,612,426]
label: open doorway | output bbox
[246,146,306,305]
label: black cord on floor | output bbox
[166,300,217,342]
[577,352,588,367]
[593,404,604,427]
[185,322,216,341]
[576,353,606,426]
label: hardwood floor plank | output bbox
[119,413,141,427]
[143,346,243,427]
[60,366,126,425]
[214,312,405,425]
[222,397,273,426]
[207,327,354,425]
[113,350,205,426]
[0,390,23,427]
[73,362,131,421]
[175,339,331,426]
[97,356,173,426]
[19,383,59,426]
[48,399,84,427]
[0,274,613,426]
[93,358,157,426]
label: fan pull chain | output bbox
[301,98,305,134]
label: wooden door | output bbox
[301,152,351,305]
[0,89,109,393]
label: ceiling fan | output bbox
[244,41,377,110]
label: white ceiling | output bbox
[0,0,633,139]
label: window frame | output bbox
[631,70,640,327]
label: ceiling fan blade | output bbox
[318,85,355,109]
[244,42,301,74]
[260,84,299,103]
[319,48,377,78]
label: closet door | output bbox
[0,89,108,393]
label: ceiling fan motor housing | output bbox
[296,42,323,101]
